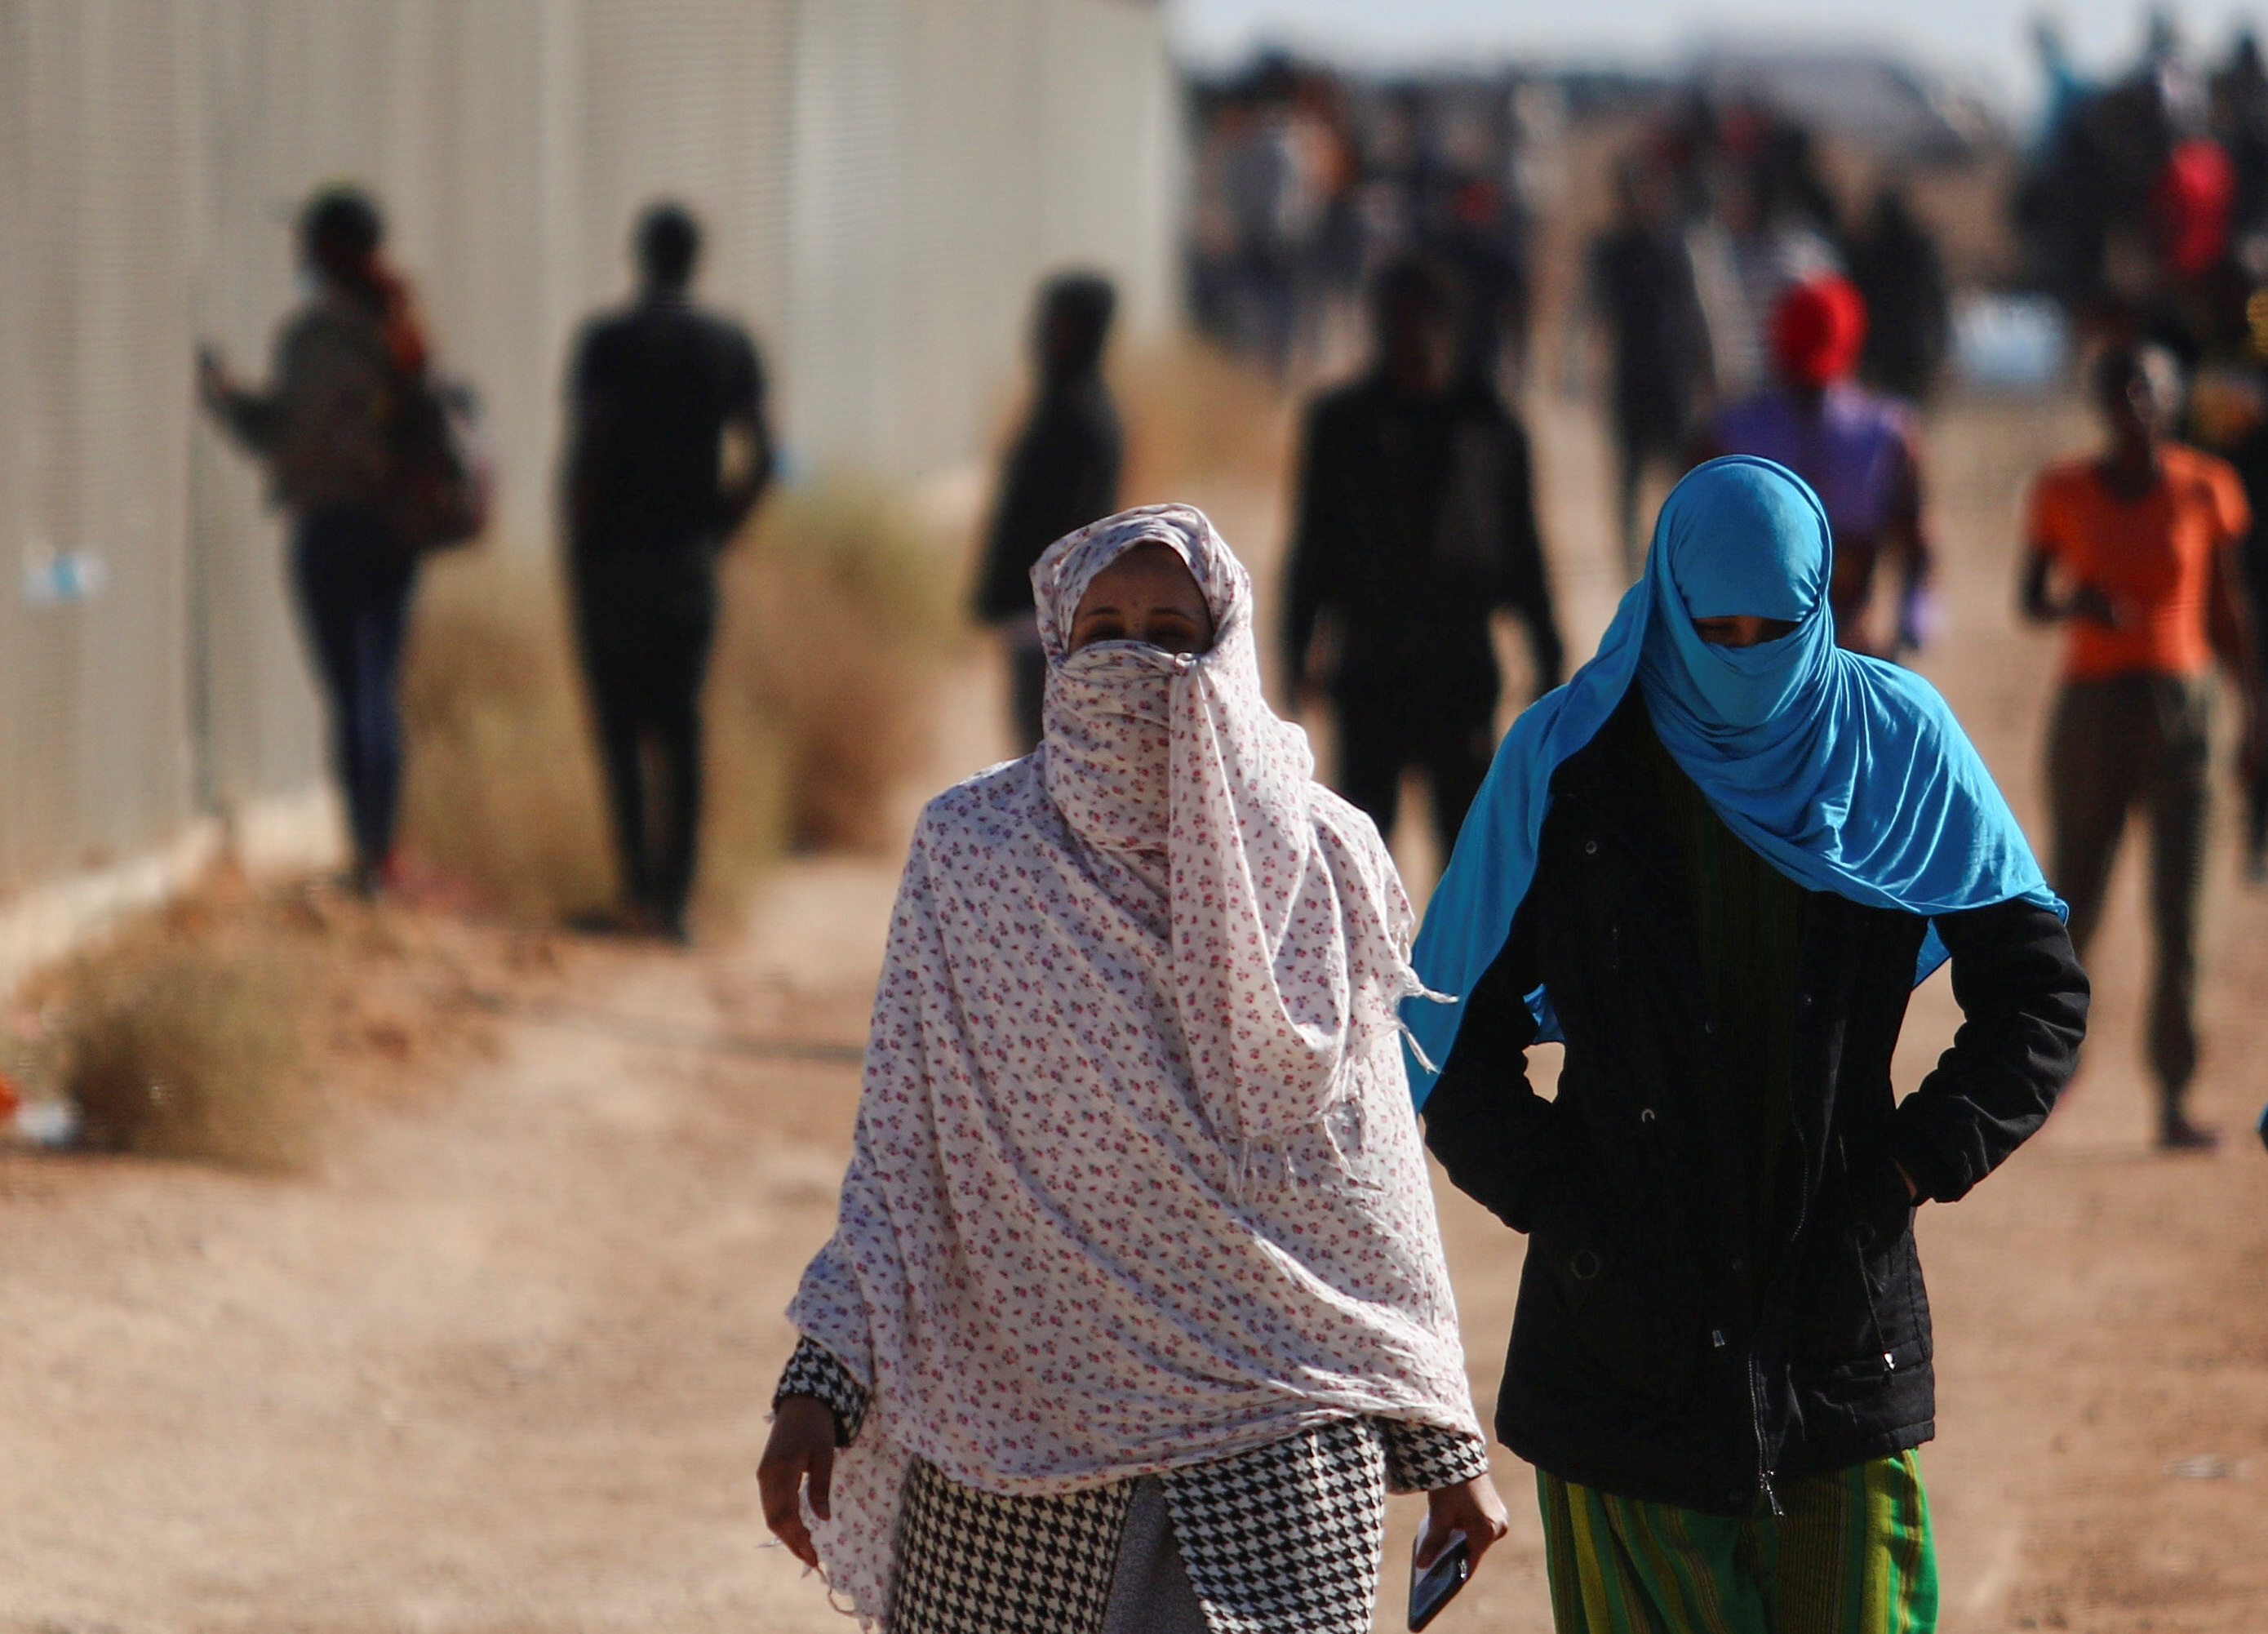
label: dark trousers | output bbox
[572,546,718,932]
[2245,553,2268,865]
[291,504,417,873]
[2047,673,2211,1110]
[1613,416,1684,584]
[1334,686,1499,861]
[1009,641,1047,757]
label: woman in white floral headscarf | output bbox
[758,504,1503,1634]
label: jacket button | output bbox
[1730,1257,1746,1273]
[1569,1250,1602,1281]
[1582,839,1598,855]
[1639,1108,1657,1125]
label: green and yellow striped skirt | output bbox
[1537,1452,1937,1634]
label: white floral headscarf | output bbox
[1033,504,1427,1168]
[785,505,1479,1626]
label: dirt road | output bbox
[4,395,2266,1633]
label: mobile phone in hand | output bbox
[1409,1519,1471,1631]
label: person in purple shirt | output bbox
[1696,274,1935,658]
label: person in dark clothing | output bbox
[1407,460,2087,1631]
[202,187,433,895]
[1587,153,1715,579]
[1850,184,1951,403]
[566,202,773,941]
[1285,258,1565,859]
[972,273,1123,753]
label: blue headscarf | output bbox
[1404,455,2060,1107]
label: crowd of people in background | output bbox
[1187,54,1547,390]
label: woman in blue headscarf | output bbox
[1414,458,2088,1633]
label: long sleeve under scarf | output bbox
[785,504,1479,1627]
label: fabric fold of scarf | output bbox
[788,504,1480,1625]
[1405,455,2061,1106]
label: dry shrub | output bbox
[726,477,967,851]
[1114,334,1294,500]
[51,930,314,1170]
[397,551,617,925]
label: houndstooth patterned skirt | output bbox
[890,1417,1454,1634]
[775,1339,1490,1634]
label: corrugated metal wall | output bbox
[0,0,1175,905]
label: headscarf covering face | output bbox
[1032,504,1423,1149]
[1405,456,2060,1103]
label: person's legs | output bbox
[1613,425,1650,584]
[291,506,415,880]
[1538,1454,1936,1634]
[572,556,655,918]
[1161,1419,1385,1634]
[646,573,719,939]
[2246,553,2268,877]
[1331,693,1407,844]
[1010,640,1048,757]
[2142,675,2213,1143]
[1537,1467,1767,1633]
[891,1458,1132,1634]
[1098,1478,1210,1634]
[1422,704,1502,861]
[2045,678,2145,960]
[348,531,416,871]
[1766,1451,1938,1634]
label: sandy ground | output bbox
[5,389,2267,1634]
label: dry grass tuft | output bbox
[61,943,313,1169]
[726,477,968,852]
[5,869,528,1170]
[397,552,619,926]
[24,884,324,1170]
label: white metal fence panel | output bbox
[0,0,1174,912]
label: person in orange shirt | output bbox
[2021,344,2265,1148]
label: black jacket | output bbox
[568,294,772,553]
[1285,374,1563,709]
[1423,697,2088,1514]
[973,371,1122,624]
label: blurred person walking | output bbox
[1412,457,2087,1634]
[761,506,1506,1632]
[1849,184,1950,404]
[1700,275,1933,658]
[201,187,437,896]
[1587,151,1715,579]
[564,202,773,943]
[2020,344,2263,1148]
[1285,258,1564,860]
[971,273,1121,754]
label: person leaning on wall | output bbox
[201,186,436,898]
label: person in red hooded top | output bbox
[1694,274,1935,659]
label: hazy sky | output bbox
[1167,0,2266,118]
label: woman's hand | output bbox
[1418,1473,1511,1573]
[757,1395,839,1569]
